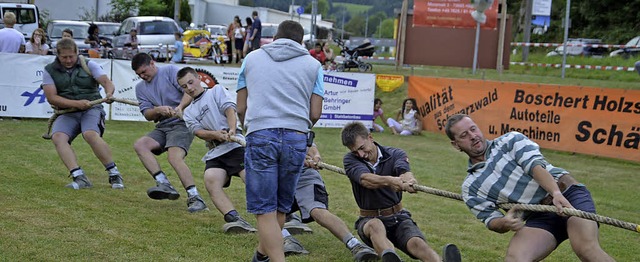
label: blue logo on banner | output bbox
[320,113,373,120]
[323,75,358,88]
[21,87,47,106]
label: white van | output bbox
[0,3,39,40]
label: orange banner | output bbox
[409,76,640,162]
[413,0,499,29]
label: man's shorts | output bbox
[355,210,426,260]
[146,120,194,155]
[525,185,597,245]
[245,128,307,215]
[51,105,105,143]
[205,147,245,188]
[289,167,329,223]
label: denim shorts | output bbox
[525,185,597,245]
[52,105,105,143]
[245,128,307,215]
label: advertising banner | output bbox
[316,72,376,129]
[0,53,110,118]
[413,0,499,29]
[409,76,640,162]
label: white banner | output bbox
[0,53,376,127]
[316,72,376,129]
[0,53,111,118]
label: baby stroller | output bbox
[334,38,374,72]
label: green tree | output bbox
[365,11,385,38]
[304,0,329,18]
[344,14,366,36]
[138,0,166,16]
[374,18,394,39]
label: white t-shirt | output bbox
[25,41,50,55]
[234,27,245,39]
[0,28,26,53]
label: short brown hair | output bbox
[341,121,370,148]
[274,20,304,44]
[56,38,77,54]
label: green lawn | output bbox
[1,63,639,261]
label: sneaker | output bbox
[186,195,209,213]
[442,243,461,262]
[381,250,402,262]
[109,174,124,189]
[284,213,313,234]
[222,217,257,233]
[283,235,309,256]
[251,251,270,262]
[65,174,93,189]
[350,243,378,262]
[146,182,180,200]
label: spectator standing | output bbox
[249,11,262,51]
[25,28,50,55]
[243,17,253,57]
[322,42,335,70]
[41,38,124,190]
[171,32,183,63]
[130,53,207,213]
[123,29,139,49]
[236,20,323,262]
[233,16,245,63]
[62,28,73,38]
[0,12,26,53]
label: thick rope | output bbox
[42,97,140,139]
[316,161,640,234]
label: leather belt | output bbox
[360,203,403,217]
[540,174,580,205]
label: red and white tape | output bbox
[510,42,639,49]
[510,62,637,72]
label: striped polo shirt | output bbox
[461,132,568,227]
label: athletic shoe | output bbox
[284,213,313,234]
[283,235,309,256]
[186,195,209,213]
[146,182,180,200]
[109,174,124,189]
[251,251,270,262]
[381,250,402,262]
[442,243,461,262]
[350,243,378,262]
[222,217,257,233]
[65,174,93,189]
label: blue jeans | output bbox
[245,129,307,215]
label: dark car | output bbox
[609,36,640,59]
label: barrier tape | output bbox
[510,42,639,48]
[510,62,637,72]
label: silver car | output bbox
[45,20,91,56]
[111,16,182,60]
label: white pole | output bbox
[472,21,480,74]
[561,0,570,78]
[291,0,294,20]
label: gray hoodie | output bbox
[238,38,323,135]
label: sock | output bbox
[381,248,396,256]
[344,235,360,249]
[281,229,291,237]
[224,210,239,223]
[152,171,169,184]
[105,162,120,176]
[70,167,84,178]
[186,185,199,197]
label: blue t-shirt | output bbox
[172,40,183,62]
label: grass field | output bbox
[1,63,639,261]
[333,2,373,16]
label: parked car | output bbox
[45,20,91,56]
[111,16,182,60]
[0,3,39,41]
[546,38,607,57]
[259,23,278,46]
[205,24,228,42]
[609,36,640,59]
